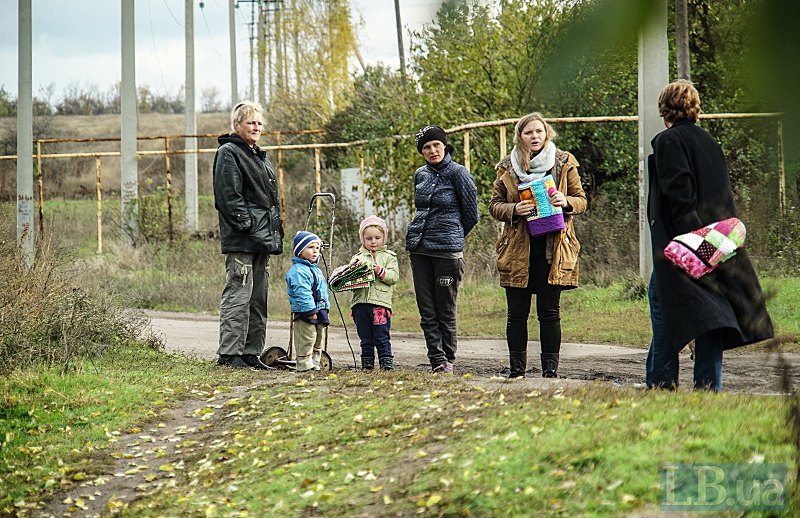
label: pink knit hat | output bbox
[359,215,388,246]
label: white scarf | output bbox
[511,141,556,184]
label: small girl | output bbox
[350,216,399,370]
[285,231,330,372]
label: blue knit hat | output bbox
[293,231,322,257]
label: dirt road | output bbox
[144,310,798,394]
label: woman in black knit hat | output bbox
[405,125,479,374]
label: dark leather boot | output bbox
[378,356,395,371]
[508,351,527,378]
[541,353,559,378]
[218,354,250,369]
[242,354,276,370]
[361,357,375,370]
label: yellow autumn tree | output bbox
[260,0,359,129]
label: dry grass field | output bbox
[0,112,321,198]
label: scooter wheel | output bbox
[262,346,288,368]
[319,351,333,370]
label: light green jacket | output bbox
[349,246,399,309]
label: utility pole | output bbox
[17,0,34,269]
[121,0,139,243]
[675,0,691,80]
[637,0,669,279]
[228,0,238,105]
[393,0,407,85]
[275,1,283,94]
[258,2,266,106]
[249,1,255,100]
[292,0,302,96]
[185,0,198,231]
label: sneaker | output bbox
[312,359,321,371]
[432,361,454,374]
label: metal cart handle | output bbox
[307,192,336,211]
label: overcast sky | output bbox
[0,0,442,104]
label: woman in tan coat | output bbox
[489,112,587,378]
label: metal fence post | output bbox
[777,118,786,217]
[463,130,470,170]
[315,147,322,217]
[359,152,365,219]
[277,132,286,224]
[36,140,44,237]
[95,156,103,254]
[164,137,174,242]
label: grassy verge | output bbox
[0,344,253,514]
[2,353,796,516]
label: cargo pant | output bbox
[218,252,269,357]
[293,319,324,372]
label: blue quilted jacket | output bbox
[405,154,479,253]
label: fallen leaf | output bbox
[426,493,442,507]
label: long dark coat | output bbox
[647,119,774,351]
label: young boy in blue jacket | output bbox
[285,231,330,372]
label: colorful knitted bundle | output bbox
[664,217,746,279]
[328,260,375,292]
[518,174,565,237]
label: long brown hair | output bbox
[512,112,557,169]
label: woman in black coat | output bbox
[646,80,773,391]
[406,125,479,374]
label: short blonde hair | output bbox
[513,112,557,166]
[230,100,263,132]
[658,80,701,124]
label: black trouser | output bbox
[352,303,393,360]
[505,236,562,355]
[410,253,464,368]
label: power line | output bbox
[161,0,184,27]
[147,0,170,94]
[199,3,223,56]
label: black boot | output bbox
[378,356,394,371]
[218,354,250,369]
[242,354,276,370]
[508,351,527,378]
[541,353,559,378]
[361,357,375,370]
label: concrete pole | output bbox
[249,1,255,100]
[17,0,34,269]
[638,0,669,279]
[393,0,407,86]
[121,0,139,242]
[675,0,691,80]
[258,3,266,106]
[185,0,198,231]
[228,0,238,106]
